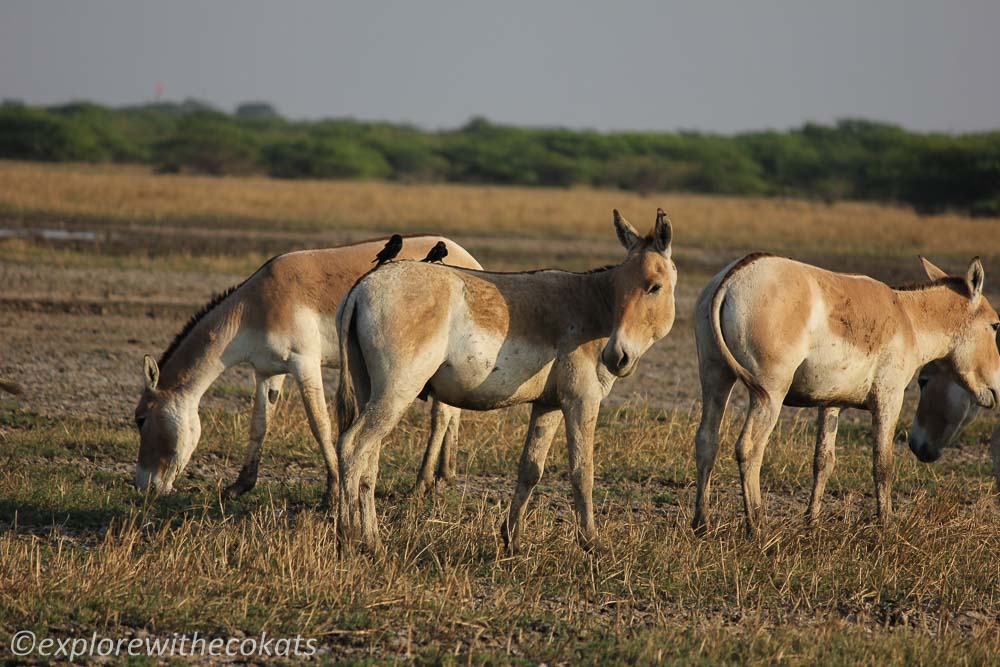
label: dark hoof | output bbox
[500,524,521,555]
[320,492,338,515]
[222,482,251,500]
[577,533,601,555]
[411,479,433,499]
[691,517,709,536]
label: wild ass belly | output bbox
[784,339,879,409]
[428,328,558,410]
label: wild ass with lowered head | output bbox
[908,360,1000,496]
[335,209,677,552]
[692,254,1000,534]
[134,236,482,503]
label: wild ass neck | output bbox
[157,297,245,399]
[895,284,972,366]
[553,267,617,341]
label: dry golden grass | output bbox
[2,160,1000,259]
[1,400,999,664]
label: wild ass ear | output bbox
[652,208,672,256]
[920,256,949,282]
[143,354,160,391]
[613,209,641,252]
[965,257,985,302]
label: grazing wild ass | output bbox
[134,236,482,504]
[692,254,1000,534]
[335,209,677,552]
[909,360,1000,495]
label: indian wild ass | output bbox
[909,360,1000,495]
[335,209,677,552]
[134,236,482,504]
[692,254,1000,534]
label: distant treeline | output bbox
[1,99,998,215]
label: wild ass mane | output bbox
[892,276,972,296]
[157,256,278,368]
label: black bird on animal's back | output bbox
[422,241,448,264]
[373,234,403,265]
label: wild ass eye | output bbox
[135,416,146,430]
[647,284,662,295]
[917,377,929,389]
[992,322,999,333]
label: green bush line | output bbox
[2,99,999,215]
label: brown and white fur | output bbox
[909,360,1000,496]
[134,236,482,504]
[692,254,1000,534]
[335,210,677,552]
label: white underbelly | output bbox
[430,327,557,409]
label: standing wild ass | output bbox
[134,236,482,504]
[335,209,677,552]
[692,254,1000,534]
[909,360,1000,495]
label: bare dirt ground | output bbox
[2,215,965,428]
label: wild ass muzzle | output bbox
[335,209,677,552]
[692,254,1000,535]
[909,360,1000,497]
[134,236,482,504]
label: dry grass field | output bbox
[2,161,1000,664]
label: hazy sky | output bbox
[2,1,998,133]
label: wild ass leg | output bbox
[293,361,338,510]
[871,392,904,523]
[502,404,562,554]
[805,407,840,523]
[413,399,458,497]
[437,405,461,483]
[692,369,736,534]
[359,443,383,551]
[337,392,412,550]
[563,398,601,551]
[224,373,285,499]
[735,392,782,536]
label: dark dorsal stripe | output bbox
[893,276,971,296]
[157,284,241,368]
[157,255,278,368]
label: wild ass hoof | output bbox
[320,490,339,515]
[691,516,710,537]
[500,523,521,555]
[222,479,255,500]
[411,477,434,499]
[576,531,601,555]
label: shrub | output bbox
[263,137,391,179]
[153,113,260,175]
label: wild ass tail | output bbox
[0,379,24,395]
[335,289,362,433]
[709,264,769,403]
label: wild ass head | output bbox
[133,355,201,493]
[909,360,981,463]
[907,257,1000,462]
[922,257,1000,402]
[601,208,678,377]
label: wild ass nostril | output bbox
[618,351,630,370]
